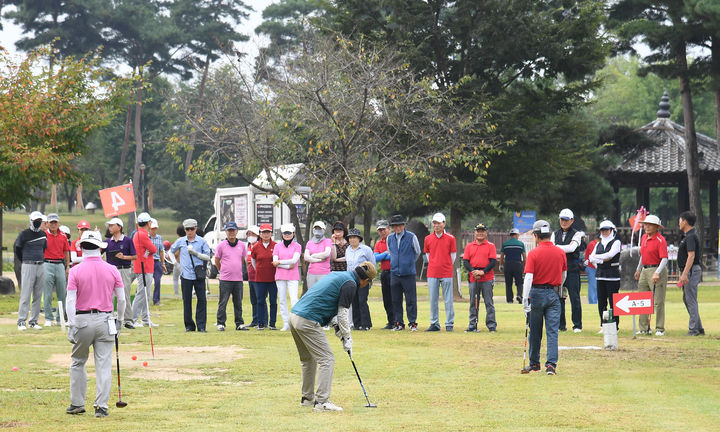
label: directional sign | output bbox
[98,184,136,217]
[613,291,654,316]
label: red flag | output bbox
[628,206,648,233]
[99,184,136,217]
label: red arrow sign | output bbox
[613,291,654,316]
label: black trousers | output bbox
[504,261,523,302]
[248,281,258,325]
[217,280,243,327]
[559,271,582,330]
[391,274,417,325]
[352,283,372,329]
[181,277,207,331]
[597,279,620,328]
[380,271,393,325]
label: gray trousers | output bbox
[69,313,114,409]
[683,265,704,333]
[469,280,496,330]
[305,273,326,291]
[18,263,45,325]
[132,272,153,324]
[43,262,67,322]
[289,312,335,404]
[117,268,135,325]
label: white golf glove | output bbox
[522,298,531,315]
[187,245,198,256]
[342,337,353,354]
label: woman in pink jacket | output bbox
[273,223,302,331]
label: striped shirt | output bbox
[150,234,164,260]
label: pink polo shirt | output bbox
[215,239,246,282]
[305,238,332,275]
[67,256,123,312]
[274,241,302,281]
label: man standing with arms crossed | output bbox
[500,228,526,304]
[424,213,456,332]
[522,220,566,375]
[43,213,70,327]
[373,219,394,329]
[633,215,668,336]
[65,230,126,417]
[132,212,157,328]
[677,211,705,336]
[551,208,584,332]
[15,211,47,331]
[462,223,497,332]
[387,214,421,331]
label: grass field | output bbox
[0,279,718,431]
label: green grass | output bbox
[0,282,718,431]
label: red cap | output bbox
[163,240,171,250]
[259,223,273,232]
[77,220,91,230]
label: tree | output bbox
[611,0,705,245]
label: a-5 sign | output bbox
[613,291,654,316]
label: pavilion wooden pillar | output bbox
[636,186,650,211]
[678,176,690,213]
[613,184,621,226]
[710,179,718,255]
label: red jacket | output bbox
[133,227,157,274]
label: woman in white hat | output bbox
[273,223,303,331]
[588,220,622,331]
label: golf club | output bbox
[114,334,127,408]
[346,350,376,408]
[521,315,529,371]
[140,262,156,358]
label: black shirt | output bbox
[338,281,356,308]
[14,229,47,262]
[677,228,702,271]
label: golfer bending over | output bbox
[65,231,126,417]
[289,261,377,412]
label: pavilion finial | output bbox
[657,91,671,119]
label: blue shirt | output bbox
[345,244,376,272]
[500,238,525,262]
[150,234,164,260]
[170,235,211,280]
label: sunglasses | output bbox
[185,227,196,231]
[282,231,293,235]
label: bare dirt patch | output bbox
[47,345,246,381]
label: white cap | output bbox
[59,225,71,235]
[509,228,520,235]
[137,212,152,223]
[247,225,260,236]
[280,223,295,233]
[559,209,574,220]
[80,230,108,249]
[312,221,327,230]
[599,220,616,230]
[29,211,46,221]
[432,212,446,223]
[150,218,159,229]
[106,217,124,228]
[643,215,663,228]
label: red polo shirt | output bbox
[463,239,496,282]
[525,241,567,286]
[70,239,83,267]
[44,229,70,260]
[373,237,391,271]
[251,241,276,282]
[246,243,256,282]
[132,227,157,274]
[640,232,668,266]
[424,232,456,278]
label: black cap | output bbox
[474,223,488,231]
[389,214,406,225]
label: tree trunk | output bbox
[185,54,212,183]
[450,204,464,300]
[117,104,134,185]
[76,184,84,210]
[712,34,720,152]
[678,49,704,250]
[130,81,145,228]
[363,201,373,246]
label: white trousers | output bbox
[276,279,299,327]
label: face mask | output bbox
[313,229,324,237]
[247,236,258,244]
[31,220,42,230]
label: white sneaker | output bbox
[18,324,27,331]
[573,328,582,333]
[597,328,604,334]
[300,397,314,407]
[281,325,290,331]
[313,401,343,412]
[655,330,665,336]
[218,324,225,332]
[28,323,43,330]
[146,322,159,328]
[134,321,144,328]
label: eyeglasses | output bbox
[185,227,196,231]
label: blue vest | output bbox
[388,230,417,276]
[291,271,357,326]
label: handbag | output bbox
[187,240,207,279]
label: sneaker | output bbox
[521,363,541,374]
[257,325,265,331]
[654,330,665,336]
[516,296,522,304]
[28,323,42,330]
[392,323,405,331]
[66,405,86,415]
[124,322,136,330]
[18,323,27,331]
[382,323,394,330]
[559,327,567,332]
[313,401,343,412]
[236,325,249,331]
[699,329,705,335]
[409,323,418,332]
[489,328,497,333]
[636,329,648,335]
[217,324,225,332]
[573,328,582,333]
[94,407,109,418]
[425,324,441,332]
[134,321,144,328]
[44,320,55,327]
[464,326,477,333]
[185,328,196,332]
[268,325,278,330]
[248,322,258,328]
[445,326,454,332]
[145,322,158,328]
[686,331,700,336]
[281,325,290,331]
[545,364,557,375]
[300,397,315,407]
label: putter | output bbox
[346,350,376,408]
[140,262,156,358]
[114,334,127,408]
[521,315,529,371]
